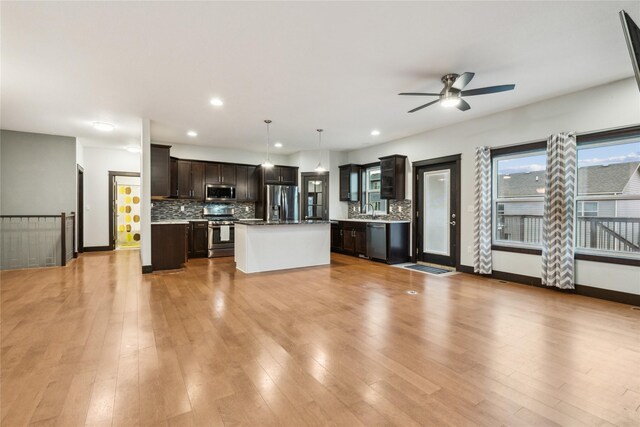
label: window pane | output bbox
[424,171,450,255]
[496,153,546,198]
[362,166,387,214]
[493,150,546,248]
[577,141,640,196]
[495,201,544,245]
[576,139,640,257]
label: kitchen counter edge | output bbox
[330,218,411,224]
[236,220,332,226]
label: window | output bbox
[362,166,387,215]
[492,150,546,247]
[575,138,640,258]
[577,201,598,217]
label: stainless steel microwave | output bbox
[205,184,236,202]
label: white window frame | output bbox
[491,150,546,249]
[362,166,388,215]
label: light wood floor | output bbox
[2,250,639,426]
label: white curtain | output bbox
[541,132,577,289]
[473,146,492,274]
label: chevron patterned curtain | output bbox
[473,146,492,274]
[541,132,577,289]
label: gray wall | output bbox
[1,130,77,215]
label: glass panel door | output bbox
[302,173,329,220]
[423,170,450,256]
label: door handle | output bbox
[450,221,456,226]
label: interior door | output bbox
[416,161,458,266]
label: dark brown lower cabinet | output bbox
[331,223,343,251]
[340,222,367,257]
[151,223,188,271]
[190,221,208,258]
[331,220,409,264]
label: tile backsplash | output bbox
[151,200,256,221]
[347,199,412,221]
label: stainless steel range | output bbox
[203,206,237,258]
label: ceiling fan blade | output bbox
[461,84,515,96]
[398,92,440,96]
[408,99,440,113]
[452,72,475,90]
[456,99,471,111]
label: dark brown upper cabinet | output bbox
[205,163,236,185]
[151,144,171,197]
[170,157,178,197]
[177,160,205,199]
[339,164,361,201]
[278,166,297,185]
[379,155,407,200]
[260,165,298,185]
[236,165,258,202]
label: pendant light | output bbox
[262,119,274,168]
[314,128,326,172]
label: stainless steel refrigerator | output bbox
[265,185,299,221]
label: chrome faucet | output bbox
[365,202,377,220]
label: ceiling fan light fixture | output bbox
[440,96,461,108]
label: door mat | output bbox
[404,264,451,274]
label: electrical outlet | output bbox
[467,205,474,213]
[180,205,185,212]
[467,245,473,253]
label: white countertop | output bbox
[331,218,411,224]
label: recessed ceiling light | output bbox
[210,97,224,107]
[274,142,283,148]
[92,122,115,132]
[370,130,380,136]
[125,146,141,153]
[187,130,198,137]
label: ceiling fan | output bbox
[399,72,515,113]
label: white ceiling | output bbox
[2,1,638,154]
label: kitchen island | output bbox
[235,220,331,273]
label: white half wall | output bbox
[341,77,640,295]
[83,146,140,247]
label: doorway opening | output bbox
[108,171,141,250]
[301,172,329,220]
[77,164,84,254]
[413,155,461,269]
